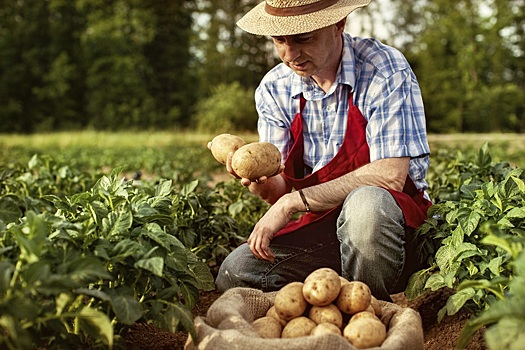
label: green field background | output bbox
[1,132,524,175]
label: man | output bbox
[214,0,432,301]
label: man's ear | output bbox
[336,18,347,33]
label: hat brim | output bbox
[237,0,372,36]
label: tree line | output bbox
[0,0,523,133]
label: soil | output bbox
[123,287,487,350]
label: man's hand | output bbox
[247,200,292,261]
[225,151,284,186]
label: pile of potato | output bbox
[208,134,281,180]
[251,268,387,349]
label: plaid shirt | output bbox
[256,33,430,190]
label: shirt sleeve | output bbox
[255,83,294,163]
[365,68,430,163]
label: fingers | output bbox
[247,232,275,261]
[226,151,283,187]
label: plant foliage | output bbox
[406,144,525,349]
[0,153,267,349]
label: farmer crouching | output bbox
[215,0,432,301]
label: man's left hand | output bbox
[247,201,292,261]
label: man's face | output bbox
[271,22,344,78]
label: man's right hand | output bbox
[225,151,284,187]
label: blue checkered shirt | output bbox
[256,33,430,191]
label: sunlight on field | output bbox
[0,130,260,149]
[1,131,523,156]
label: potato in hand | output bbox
[231,142,282,180]
[208,134,246,165]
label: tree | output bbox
[389,0,525,133]
[193,0,278,96]
[142,0,198,128]
[78,0,158,130]
[0,0,51,132]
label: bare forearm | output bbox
[295,157,410,212]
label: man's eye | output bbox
[295,37,312,44]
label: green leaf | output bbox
[459,210,481,236]
[161,301,196,338]
[405,269,431,300]
[13,212,48,263]
[155,179,173,197]
[181,180,199,196]
[0,315,33,349]
[76,288,111,302]
[110,239,144,260]
[425,273,447,291]
[506,207,525,219]
[0,196,23,223]
[24,262,51,286]
[446,287,476,316]
[102,209,133,238]
[491,192,503,212]
[134,202,158,217]
[144,223,186,251]
[134,257,164,277]
[188,259,215,291]
[228,200,244,217]
[482,234,515,257]
[65,256,113,283]
[485,318,525,350]
[459,184,478,200]
[149,196,172,214]
[487,256,504,276]
[89,201,109,226]
[110,294,143,325]
[0,261,14,296]
[511,176,525,193]
[78,307,114,348]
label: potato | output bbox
[370,296,382,318]
[349,311,379,324]
[209,134,246,165]
[274,282,308,321]
[343,318,387,349]
[339,276,351,286]
[231,142,281,179]
[266,305,287,327]
[251,316,282,338]
[336,281,372,315]
[303,267,341,306]
[308,304,343,328]
[281,316,316,338]
[310,322,342,337]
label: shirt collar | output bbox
[291,33,356,99]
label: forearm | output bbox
[293,157,410,212]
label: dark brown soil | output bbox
[123,287,486,350]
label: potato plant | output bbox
[407,144,525,349]
[0,154,266,349]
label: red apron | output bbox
[275,93,431,238]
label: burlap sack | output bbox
[185,287,424,350]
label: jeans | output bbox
[215,186,424,300]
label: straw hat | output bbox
[237,0,372,36]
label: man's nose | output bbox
[282,42,300,62]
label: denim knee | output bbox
[215,243,261,292]
[215,239,341,293]
[337,186,406,300]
